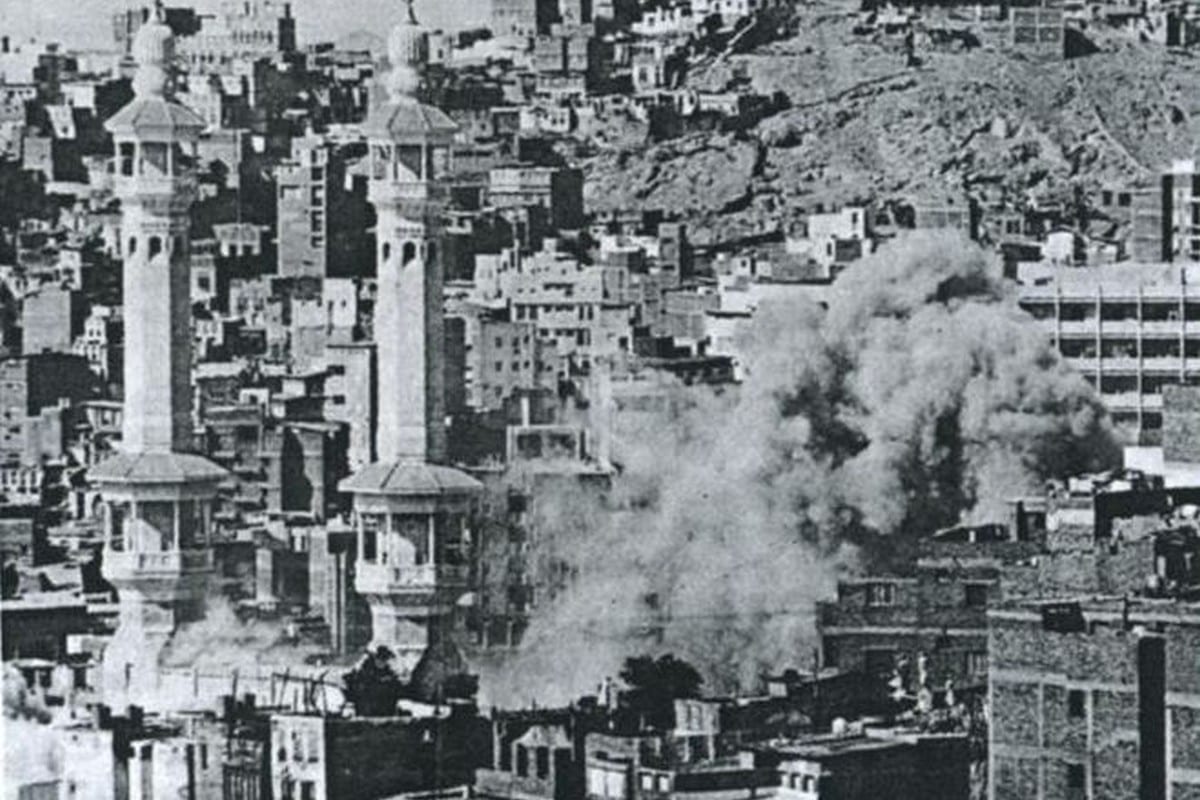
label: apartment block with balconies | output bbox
[1016,262,1200,441]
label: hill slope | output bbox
[584,4,1200,247]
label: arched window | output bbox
[381,242,391,262]
[127,237,137,255]
[402,242,417,265]
[149,237,162,259]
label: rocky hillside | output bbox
[583,2,1200,248]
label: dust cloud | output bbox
[477,231,1118,706]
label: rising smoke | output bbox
[477,231,1119,706]
[161,597,325,670]
[3,664,62,795]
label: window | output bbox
[516,745,529,777]
[640,774,654,791]
[1067,763,1084,789]
[200,743,208,769]
[802,775,816,791]
[866,583,895,607]
[300,781,315,800]
[119,142,135,176]
[1068,689,1085,719]
[363,528,377,562]
[966,651,988,675]
[142,142,169,176]
[964,583,989,608]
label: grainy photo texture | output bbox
[0,0,1196,799]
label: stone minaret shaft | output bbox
[374,173,447,464]
[120,174,195,453]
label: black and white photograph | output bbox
[0,0,1197,797]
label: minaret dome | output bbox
[131,3,174,99]
[385,0,427,100]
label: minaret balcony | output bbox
[355,562,468,596]
[103,547,214,581]
[112,172,198,204]
[368,179,448,209]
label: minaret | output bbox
[91,4,226,704]
[339,0,481,681]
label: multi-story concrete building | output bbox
[1016,262,1200,440]
[988,596,1200,800]
[488,166,586,233]
[0,353,94,467]
[338,2,482,683]
[771,730,971,800]
[492,0,560,39]
[1010,0,1065,59]
[175,0,296,75]
[21,283,86,355]
[276,134,336,279]
[72,305,122,383]
[1116,159,1200,264]
[88,11,227,705]
[270,710,484,800]
[481,241,634,377]
[447,300,546,414]
[818,523,1038,692]
[324,341,376,474]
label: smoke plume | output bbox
[162,597,324,669]
[3,664,62,796]
[477,231,1118,706]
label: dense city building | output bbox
[10,1,1200,799]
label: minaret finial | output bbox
[131,1,174,99]
[384,0,426,101]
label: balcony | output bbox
[1140,357,1185,373]
[103,548,213,580]
[1099,320,1140,335]
[1140,321,1186,337]
[1063,356,1099,373]
[112,172,198,203]
[1057,320,1099,336]
[1100,357,1139,372]
[1101,392,1142,410]
[356,562,469,595]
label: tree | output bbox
[618,654,703,729]
[342,646,404,716]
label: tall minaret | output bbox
[340,0,481,684]
[91,4,226,705]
